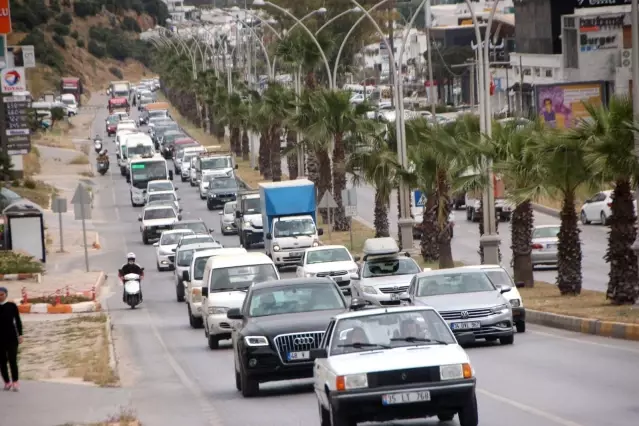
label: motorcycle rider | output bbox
[119,253,144,302]
[97,149,109,167]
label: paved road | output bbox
[66,96,639,426]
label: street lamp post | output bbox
[630,0,639,281]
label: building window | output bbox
[564,28,579,69]
[534,68,541,77]
[545,69,553,78]
[523,68,531,76]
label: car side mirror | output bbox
[209,228,215,233]
[310,348,327,360]
[137,215,142,221]
[177,214,182,220]
[219,211,223,215]
[398,292,412,302]
[174,187,179,191]
[234,164,238,169]
[235,211,241,219]
[201,287,208,297]
[153,242,159,247]
[177,197,181,201]
[171,248,176,252]
[515,281,525,288]
[227,308,243,320]
[182,271,190,282]
[349,273,359,281]
[455,332,476,346]
[126,175,131,183]
[353,256,361,262]
[266,232,272,240]
[317,228,324,236]
[498,285,512,294]
[349,297,369,310]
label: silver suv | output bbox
[406,266,515,345]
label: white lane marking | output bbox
[530,328,639,355]
[478,388,585,426]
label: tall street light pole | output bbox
[630,0,639,277]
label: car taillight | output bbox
[531,244,543,249]
[607,202,612,208]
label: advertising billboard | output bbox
[534,81,608,129]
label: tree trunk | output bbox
[241,129,250,162]
[396,188,402,249]
[286,129,299,180]
[420,192,439,262]
[557,190,582,295]
[305,72,317,90]
[606,178,639,304]
[373,191,390,237]
[270,126,282,182]
[259,133,271,180]
[231,127,241,156]
[317,149,331,224]
[511,200,534,288]
[331,134,348,231]
[436,168,454,269]
[306,150,320,187]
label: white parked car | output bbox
[296,245,358,295]
[580,189,637,225]
[312,305,478,426]
[154,229,195,271]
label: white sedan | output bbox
[154,229,195,271]
[296,245,358,295]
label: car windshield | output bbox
[182,154,197,164]
[173,222,208,234]
[107,116,118,124]
[209,264,278,293]
[274,218,316,237]
[148,182,173,192]
[484,270,513,287]
[533,227,560,239]
[209,178,237,189]
[164,132,185,144]
[362,257,420,278]
[178,247,217,267]
[249,283,344,317]
[131,162,167,188]
[243,198,260,214]
[416,272,496,296]
[144,208,175,220]
[330,310,455,355]
[148,193,176,203]
[161,231,192,245]
[306,248,351,264]
[224,202,237,214]
[127,144,153,157]
[201,157,231,170]
[181,235,215,246]
[149,111,167,118]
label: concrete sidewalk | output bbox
[1,380,134,426]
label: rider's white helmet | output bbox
[127,252,136,261]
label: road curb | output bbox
[105,313,119,378]
[17,301,102,314]
[532,203,560,218]
[0,273,41,281]
[527,309,639,341]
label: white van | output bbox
[124,133,155,171]
[60,94,78,116]
[116,130,137,173]
[183,247,247,329]
[201,252,279,349]
[177,145,204,179]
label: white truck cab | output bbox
[200,252,279,349]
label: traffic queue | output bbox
[101,79,530,426]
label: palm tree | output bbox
[346,125,398,237]
[246,90,272,178]
[219,92,247,157]
[257,83,295,182]
[578,96,639,304]
[285,128,299,179]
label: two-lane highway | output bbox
[88,97,639,426]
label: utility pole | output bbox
[425,0,435,115]
[388,3,395,106]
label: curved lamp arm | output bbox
[219,13,275,78]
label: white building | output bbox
[358,29,429,78]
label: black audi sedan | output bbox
[227,277,348,397]
[206,176,239,210]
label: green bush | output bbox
[59,11,73,25]
[71,30,79,39]
[23,178,37,189]
[121,16,141,33]
[0,251,44,274]
[10,0,52,31]
[88,40,106,58]
[109,67,124,79]
[52,34,66,48]
[51,0,61,13]
[89,26,110,42]
[51,22,70,36]
[73,0,100,18]
[76,38,85,48]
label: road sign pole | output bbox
[349,219,353,251]
[58,210,64,252]
[79,200,89,272]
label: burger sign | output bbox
[1,67,26,93]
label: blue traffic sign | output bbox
[413,190,427,207]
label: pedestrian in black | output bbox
[0,286,23,391]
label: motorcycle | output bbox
[94,139,103,153]
[121,271,144,309]
[97,160,109,175]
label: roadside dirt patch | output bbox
[19,314,117,386]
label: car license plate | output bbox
[390,293,400,301]
[287,351,310,361]
[382,391,431,405]
[451,322,480,330]
[290,251,304,257]
[332,276,343,282]
[546,244,557,249]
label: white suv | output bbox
[580,190,637,225]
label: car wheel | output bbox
[207,203,214,211]
[208,333,219,349]
[600,211,608,226]
[471,210,477,222]
[437,413,455,422]
[156,262,162,272]
[318,401,331,426]
[176,281,185,302]
[516,321,526,333]
[240,367,259,397]
[329,402,355,426]
[188,306,203,329]
[235,369,242,391]
[457,392,479,426]
[581,211,591,225]
[142,235,149,245]
[181,176,187,182]
[499,333,515,345]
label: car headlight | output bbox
[362,286,377,294]
[244,221,251,228]
[208,306,229,315]
[305,272,315,278]
[244,336,269,347]
[440,363,473,380]
[491,304,509,314]
[273,245,281,252]
[348,268,358,274]
[336,373,368,391]
[509,299,521,308]
[209,193,216,197]
[312,241,319,247]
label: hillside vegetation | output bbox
[10,0,169,96]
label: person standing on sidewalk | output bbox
[0,287,23,391]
